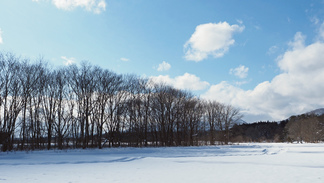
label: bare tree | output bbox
[42,69,58,149]
[0,51,250,151]
[93,68,123,148]
[18,60,44,150]
[0,53,23,151]
[53,69,71,149]
[28,61,47,150]
[204,100,223,145]
[221,104,243,145]
[68,63,98,148]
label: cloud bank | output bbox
[184,22,244,62]
[202,32,324,122]
[150,73,209,91]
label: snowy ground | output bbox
[1,143,324,183]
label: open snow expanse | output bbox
[1,143,324,183]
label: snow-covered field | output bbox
[1,143,324,183]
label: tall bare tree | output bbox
[0,53,23,151]
[221,105,243,144]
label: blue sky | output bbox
[1,0,324,122]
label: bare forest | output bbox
[0,52,243,151]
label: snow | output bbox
[306,108,324,116]
[1,143,324,183]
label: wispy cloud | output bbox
[318,22,324,40]
[53,0,106,13]
[267,45,279,55]
[311,16,319,25]
[120,57,130,62]
[34,0,107,14]
[234,80,248,86]
[157,61,171,71]
[184,22,244,62]
[254,25,261,30]
[236,19,243,24]
[61,56,77,65]
[0,28,3,44]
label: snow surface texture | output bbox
[1,143,324,183]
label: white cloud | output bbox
[230,65,249,79]
[34,0,107,14]
[0,28,3,44]
[61,56,77,65]
[157,61,171,71]
[202,32,324,122]
[184,22,244,62]
[120,57,130,62]
[150,73,210,91]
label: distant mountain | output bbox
[215,119,247,130]
[304,108,324,116]
[235,119,247,125]
[230,119,247,127]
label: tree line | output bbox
[0,52,243,151]
[285,114,324,143]
[230,114,324,143]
